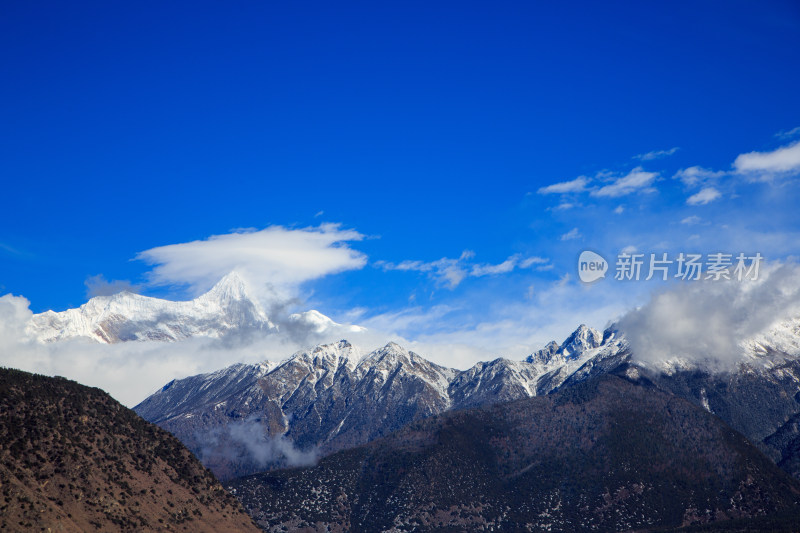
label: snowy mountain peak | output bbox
[365,342,413,363]
[288,339,362,370]
[202,271,251,303]
[560,324,602,359]
[26,271,274,344]
[526,341,560,365]
[525,324,604,366]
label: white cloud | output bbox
[553,202,577,210]
[775,126,800,140]
[680,215,701,226]
[471,257,517,276]
[591,167,659,198]
[519,256,549,268]
[378,252,550,288]
[560,228,581,241]
[619,262,800,369]
[136,224,367,301]
[734,139,800,179]
[633,147,679,161]
[376,257,467,289]
[614,205,625,214]
[538,176,590,194]
[686,187,721,205]
[85,275,141,298]
[525,284,535,300]
[673,166,727,187]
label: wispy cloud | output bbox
[519,256,549,268]
[775,126,800,140]
[633,147,679,161]
[376,252,549,289]
[591,167,659,198]
[537,176,590,194]
[686,187,722,206]
[560,227,581,241]
[538,135,800,213]
[85,275,142,298]
[551,202,578,210]
[470,257,517,276]
[680,215,701,226]
[377,257,468,289]
[538,168,659,200]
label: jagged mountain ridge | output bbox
[135,341,462,479]
[134,326,628,479]
[136,316,800,482]
[25,271,360,344]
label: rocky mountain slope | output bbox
[134,327,625,480]
[228,373,800,532]
[137,317,800,482]
[134,314,800,479]
[135,341,460,479]
[0,367,260,532]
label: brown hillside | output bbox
[0,367,260,532]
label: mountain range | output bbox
[133,327,633,480]
[13,273,800,530]
[133,314,800,486]
[229,373,800,532]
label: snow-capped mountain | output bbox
[27,272,272,343]
[745,316,800,361]
[135,316,800,482]
[135,340,460,479]
[134,326,626,479]
[25,271,360,344]
[526,323,604,365]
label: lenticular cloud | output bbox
[136,224,367,302]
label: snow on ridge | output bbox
[24,271,363,345]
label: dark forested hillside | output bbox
[229,374,800,532]
[0,367,260,532]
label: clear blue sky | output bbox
[1,1,799,349]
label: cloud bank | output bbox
[0,292,386,407]
[619,262,800,369]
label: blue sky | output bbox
[2,1,800,359]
